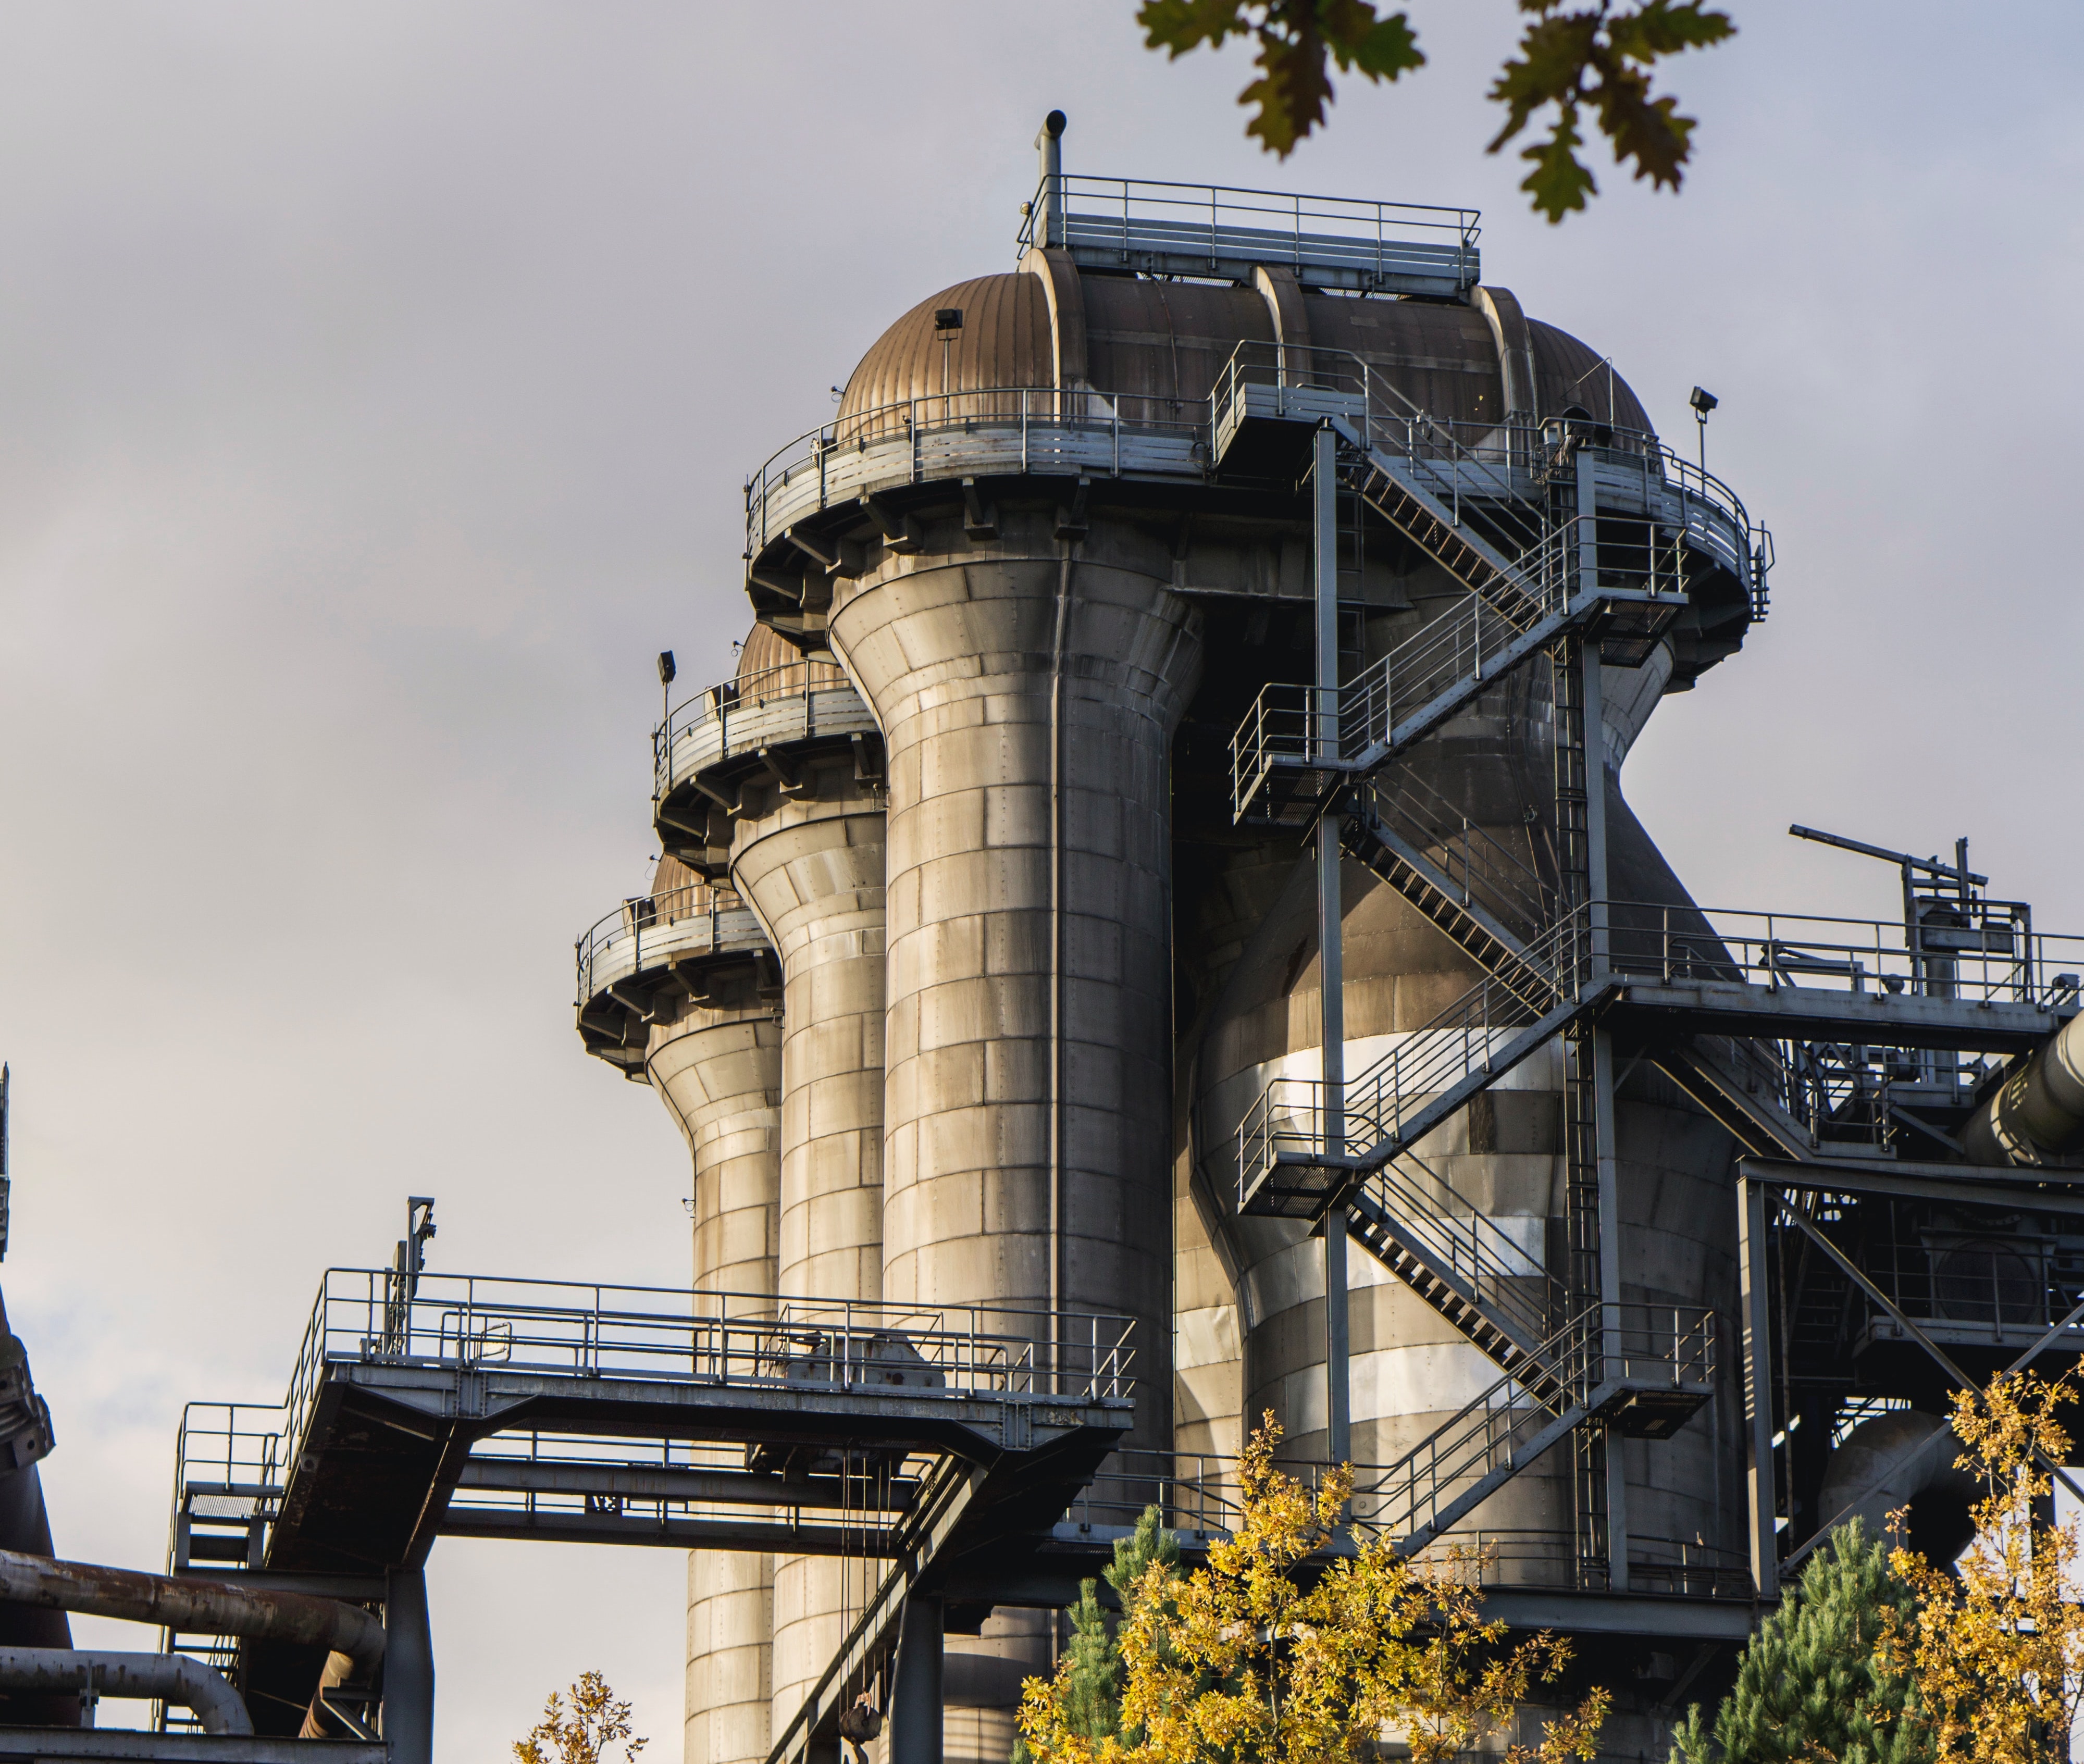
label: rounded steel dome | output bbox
[734,619,846,697]
[650,848,706,902]
[837,266,1654,438]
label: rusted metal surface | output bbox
[0,1551,382,1667]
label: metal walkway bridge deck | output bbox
[1239,901,2084,1221]
[164,1273,1136,1742]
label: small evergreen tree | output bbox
[1670,1519,1928,1764]
[1016,1504,1182,1760]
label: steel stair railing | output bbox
[1347,356,1552,553]
[1648,1036,1820,1165]
[1330,354,1560,624]
[1343,1158,1566,1401]
[1238,910,1599,1210]
[1350,1301,1715,1559]
[1208,341,1556,624]
[1342,778,1552,1004]
[1336,542,1571,762]
[1229,533,1611,825]
[1353,1306,1598,1554]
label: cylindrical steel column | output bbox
[644,891,782,1764]
[730,743,888,1748]
[887,1598,944,1764]
[830,511,1199,1764]
[381,1567,432,1764]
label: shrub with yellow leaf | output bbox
[1880,1371,2084,1764]
[1016,1415,1607,1764]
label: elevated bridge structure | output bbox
[139,1274,1132,1760]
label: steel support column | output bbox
[1573,446,1626,1586]
[1735,1174,1777,1595]
[381,1568,432,1764]
[1312,422,1350,1469]
[1591,1025,1627,1590]
[887,1599,942,1764]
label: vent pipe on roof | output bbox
[1035,110,1066,249]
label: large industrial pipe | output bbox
[1965,1013,2084,1166]
[1032,110,1065,249]
[0,1549,384,1667]
[1813,1409,1977,1564]
[0,1648,251,1734]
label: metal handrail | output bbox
[653,657,869,802]
[1235,891,2082,1198]
[1608,900,2082,1007]
[575,883,766,1008]
[1228,521,1589,815]
[1356,771,1550,941]
[1350,1302,1715,1544]
[1415,1524,1748,1597]
[667,657,851,730]
[253,1272,1140,1508]
[742,348,1766,643]
[1211,339,1769,608]
[1364,1155,1559,1351]
[1019,172,1481,261]
[745,385,1209,557]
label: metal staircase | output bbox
[1344,1164,1566,1408]
[1238,909,1602,1216]
[1651,1036,1823,1164]
[1341,776,1552,1005]
[1353,1301,1716,1558]
[1210,334,1771,1588]
[1336,439,1550,622]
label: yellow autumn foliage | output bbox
[1017,1414,1608,1764]
[1880,1371,2084,1764]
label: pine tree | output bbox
[1670,1519,1929,1764]
[1015,1505,1181,1761]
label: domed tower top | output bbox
[838,268,1652,443]
[747,114,1766,685]
[733,618,845,700]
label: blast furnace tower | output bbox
[565,114,2083,1764]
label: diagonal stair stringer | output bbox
[1328,418,1550,626]
[1341,806,1549,1009]
[1339,985,1615,1191]
[1343,1185,1566,1407]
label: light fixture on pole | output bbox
[658,650,676,728]
[1689,386,1718,472]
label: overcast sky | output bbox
[1,2,2079,1751]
